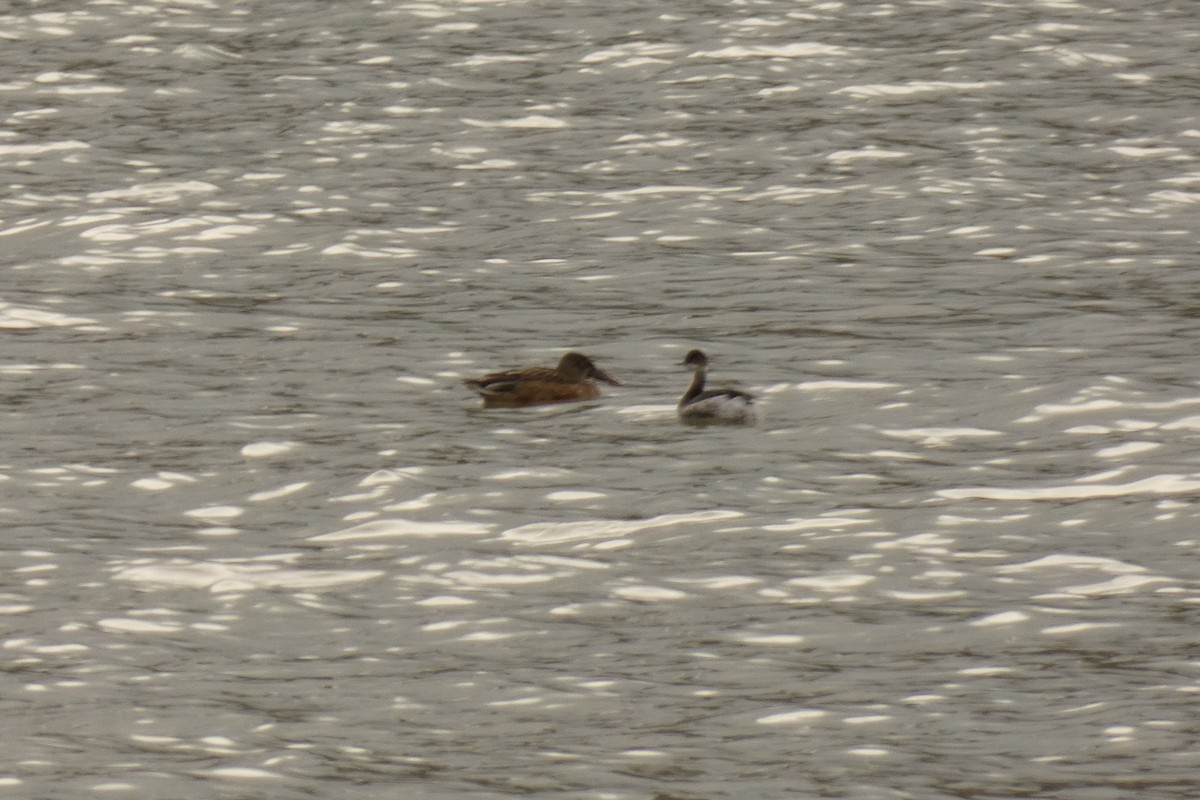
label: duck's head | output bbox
[558,352,622,385]
[681,349,709,369]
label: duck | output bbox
[464,351,622,408]
[677,349,756,423]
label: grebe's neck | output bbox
[681,367,707,404]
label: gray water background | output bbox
[3,1,1200,798]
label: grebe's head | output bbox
[681,349,709,369]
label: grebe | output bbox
[677,349,756,423]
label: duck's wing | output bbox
[464,365,558,393]
[464,377,518,399]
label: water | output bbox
[3,0,1200,797]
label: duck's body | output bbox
[465,352,622,408]
[678,349,756,424]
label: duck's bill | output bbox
[594,368,623,386]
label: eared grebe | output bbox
[677,349,756,423]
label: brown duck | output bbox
[465,352,622,408]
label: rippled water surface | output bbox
[4,1,1200,798]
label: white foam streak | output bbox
[612,585,688,602]
[321,242,419,258]
[462,115,567,129]
[132,471,197,491]
[735,633,805,645]
[1042,622,1123,636]
[501,510,743,545]
[692,43,848,59]
[1161,415,1200,430]
[361,467,427,486]
[445,570,561,587]
[87,181,218,203]
[1016,398,1122,422]
[1055,575,1171,596]
[309,519,492,542]
[995,555,1145,574]
[0,303,97,329]
[1149,189,1200,204]
[204,767,283,780]
[247,482,310,503]
[240,441,298,458]
[580,43,683,64]
[885,590,966,601]
[600,185,740,201]
[0,140,89,156]
[614,404,677,420]
[939,474,1200,501]
[763,516,869,532]
[546,490,606,502]
[1020,395,1200,424]
[971,611,1030,627]
[1047,47,1130,67]
[489,467,572,481]
[795,379,899,391]
[740,185,841,203]
[183,505,243,521]
[757,709,827,725]
[882,427,1002,447]
[98,618,182,634]
[826,148,909,164]
[834,81,1000,98]
[1095,441,1160,459]
[786,574,874,591]
[114,560,383,592]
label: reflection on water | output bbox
[3,0,1200,797]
